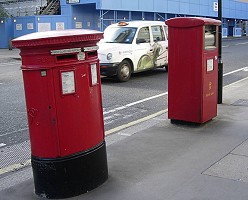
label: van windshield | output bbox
[104,27,137,44]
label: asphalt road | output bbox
[0,37,248,148]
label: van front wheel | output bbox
[116,60,131,82]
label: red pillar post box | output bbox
[165,17,221,124]
[12,29,108,199]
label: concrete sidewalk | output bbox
[0,49,21,63]
[0,47,248,199]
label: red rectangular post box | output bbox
[165,17,221,124]
[12,29,108,199]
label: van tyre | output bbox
[116,60,131,82]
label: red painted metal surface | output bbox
[166,17,221,28]
[12,29,104,158]
[165,18,221,123]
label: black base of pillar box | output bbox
[171,119,202,126]
[31,141,108,199]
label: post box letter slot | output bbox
[86,51,97,59]
[57,54,77,62]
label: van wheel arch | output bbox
[115,59,133,82]
[124,58,134,73]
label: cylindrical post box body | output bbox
[12,29,108,199]
[165,18,221,124]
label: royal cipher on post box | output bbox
[165,17,221,124]
[12,30,108,199]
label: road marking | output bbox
[0,83,3,85]
[118,132,133,136]
[105,109,168,135]
[224,76,248,88]
[0,143,6,148]
[223,66,248,76]
[0,159,31,176]
[235,42,248,45]
[223,41,248,48]
[103,92,168,115]
[0,127,28,137]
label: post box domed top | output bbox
[12,29,104,48]
[165,17,221,28]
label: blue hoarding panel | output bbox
[190,0,200,4]
[101,0,122,9]
[12,16,70,39]
[154,0,167,12]
[223,8,229,17]
[139,0,153,11]
[189,3,200,15]
[0,18,12,48]
[122,0,138,11]
[199,5,209,16]
[168,1,180,13]
[180,3,190,14]
[222,28,228,38]
[132,12,142,20]
[13,17,36,39]
[72,4,99,29]
[233,28,242,37]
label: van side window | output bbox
[151,25,165,42]
[137,27,150,43]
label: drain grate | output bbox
[232,99,248,107]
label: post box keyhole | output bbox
[48,106,52,110]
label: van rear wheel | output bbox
[116,60,131,82]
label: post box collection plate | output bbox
[61,70,76,95]
[207,59,214,72]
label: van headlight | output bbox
[107,53,112,60]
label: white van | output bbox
[98,21,168,82]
